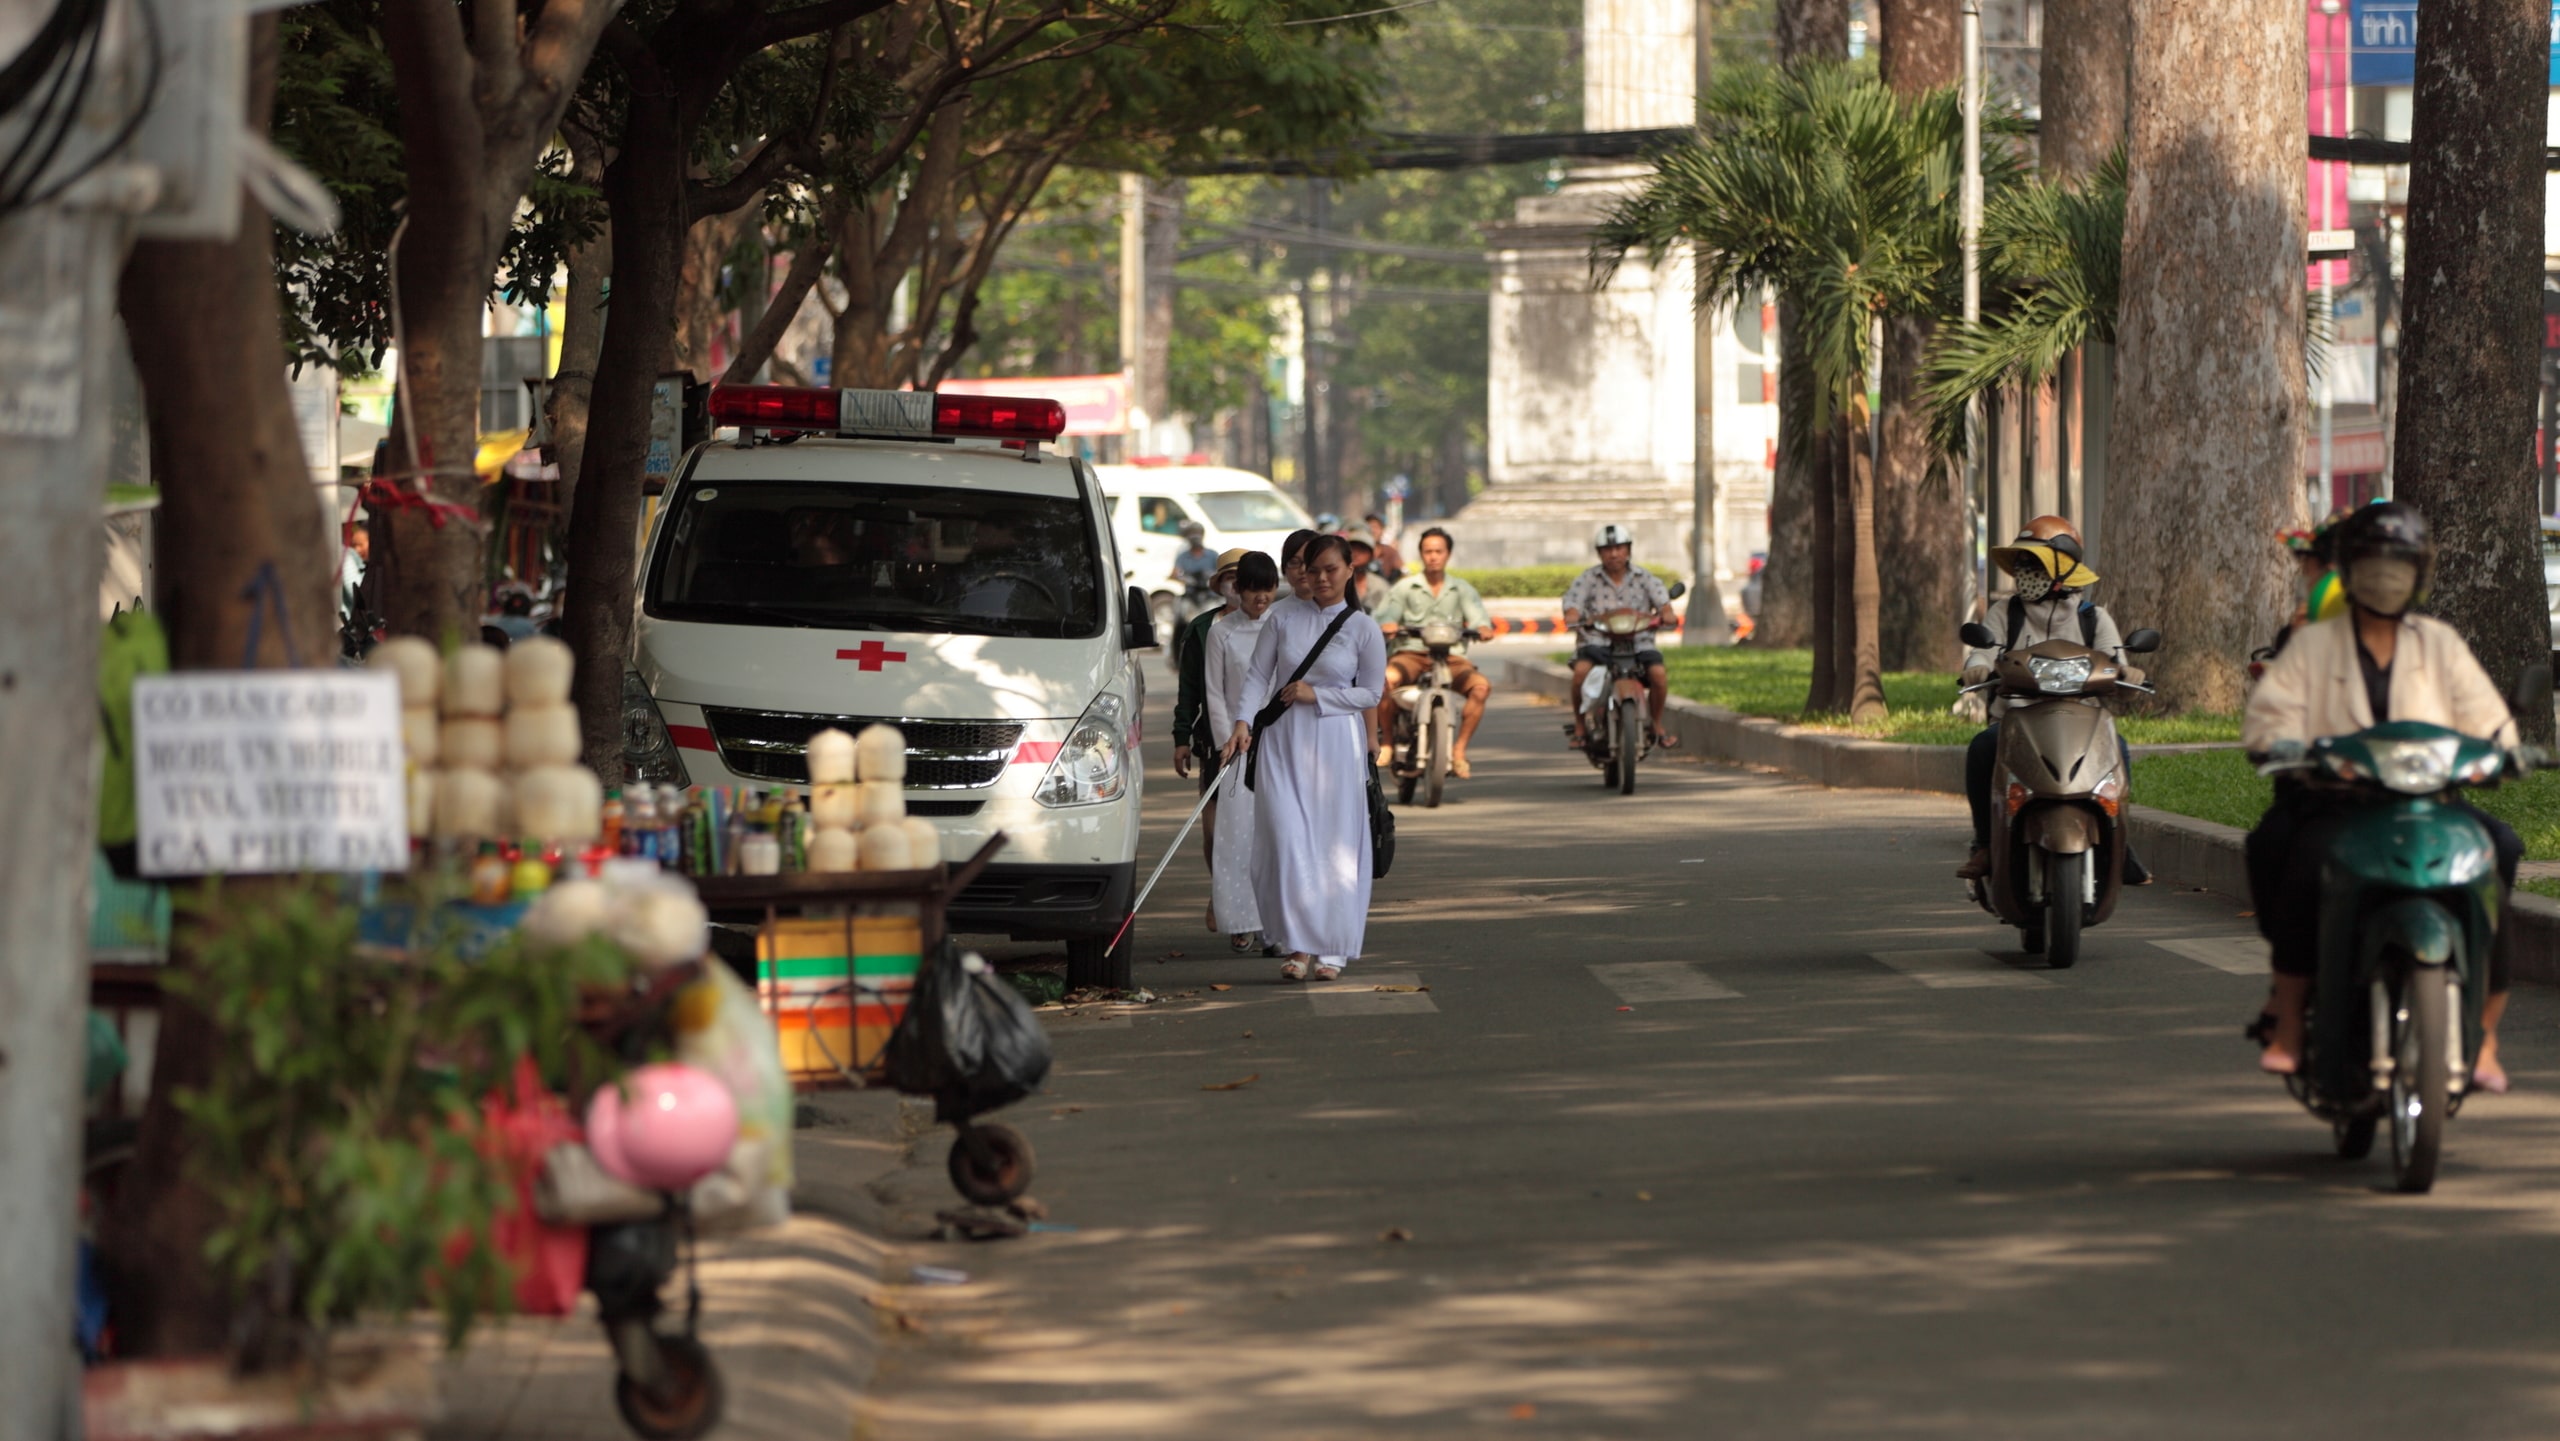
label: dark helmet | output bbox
[2332,500,2434,593]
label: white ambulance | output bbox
[620,385,1153,983]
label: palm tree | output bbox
[1922,150,2126,455]
[1596,62,2020,718]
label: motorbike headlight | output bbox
[1604,612,1644,635]
[621,671,691,787]
[2368,736,2459,794]
[2027,656,2093,694]
[1419,621,1461,647]
[1392,685,1424,710]
[1036,692,1128,808]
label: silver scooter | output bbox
[1957,620,2161,968]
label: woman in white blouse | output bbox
[1226,534,1388,982]
[1204,552,1281,951]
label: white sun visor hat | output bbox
[1592,523,1635,550]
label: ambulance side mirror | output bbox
[1122,585,1156,650]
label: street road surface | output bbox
[859,642,2560,1440]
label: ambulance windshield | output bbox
[645,479,1105,640]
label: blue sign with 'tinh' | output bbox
[2349,0,2560,85]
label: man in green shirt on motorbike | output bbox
[1371,528,1495,778]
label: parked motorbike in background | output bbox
[1957,619,2161,968]
[1576,581,1685,796]
[2253,664,2549,1193]
[1387,621,1479,808]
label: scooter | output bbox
[1956,620,2161,968]
[1387,621,1479,807]
[2254,679,2546,1194]
[1576,582,1686,796]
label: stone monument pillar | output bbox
[1453,0,1774,577]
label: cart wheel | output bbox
[613,1334,724,1441]
[948,1121,1037,1205]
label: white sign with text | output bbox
[133,671,409,876]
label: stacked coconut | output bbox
[804,725,943,872]
[372,635,603,849]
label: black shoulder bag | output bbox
[1242,607,1396,878]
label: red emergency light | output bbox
[704,384,1066,444]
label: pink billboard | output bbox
[937,372,1132,437]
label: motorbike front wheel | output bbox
[2389,963,2453,1193]
[1423,700,1453,808]
[2044,850,2084,969]
[1617,700,1644,796]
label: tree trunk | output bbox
[1776,0,1850,61]
[2105,0,2305,712]
[1761,300,1816,648]
[1141,176,1182,424]
[546,127,611,517]
[1828,417,1858,707]
[1804,388,1839,709]
[1873,4,1962,671]
[372,7,494,649]
[1876,0,1958,95]
[673,204,757,379]
[2039,0,2130,179]
[105,14,337,1354]
[567,98,689,779]
[1848,413,1886,719]
[2389,0,2551,739]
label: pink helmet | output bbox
[585,1063,739,1192]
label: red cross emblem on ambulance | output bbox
[836,641,908,671]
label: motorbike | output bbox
[1956,620,2162,968]
[1387,621,1480,808]
[2255,684,2546,1193]
[1574,581,1686,796]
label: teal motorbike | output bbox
[2258,721,2523,1193]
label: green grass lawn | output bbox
[1639,646,2243,748]
[2130,747,2560,862]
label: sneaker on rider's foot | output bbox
[1956,847,1992,881]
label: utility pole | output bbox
[1118,172,1145,457]
[1686,0,1731,645]
[0,2,173,1427]
[1301,179,1332,521]
[1960,0,1986,611]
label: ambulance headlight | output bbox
[622,671,690,788]
[1036,692,1128,807]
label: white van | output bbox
[1094,464,1311,637]
[621,386,1154,985]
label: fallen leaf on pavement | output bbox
[1616,1005,1634,1012]
[1372,984,1428,993]
[1050,1106,1084,1117]
[1380,1226,1413,1242]
[1202,1074,1260,1091]
[1241,1030,1255,1038]
[1509,1403,1537,1420]
[1211,983,1233,991]
[1166,951,1187,958]
[1635,1190,1653,1201]
[2237,911,2255,919]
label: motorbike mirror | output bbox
[1958,621,1998,649]
[1666,580,1688,601]
[1121,585,1156,651]
[2122,628,2162,654]
[2514,661,2553,721]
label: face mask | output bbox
[1215,576,1238,605]
[2349,556,2419,617]
[2011,565,2054,603]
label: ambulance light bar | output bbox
[704,384,1066,443]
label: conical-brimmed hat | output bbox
[1989,538,2099,590]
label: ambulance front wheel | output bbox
[1067,926,1132,992]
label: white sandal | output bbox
[1312,963,1343,982]
[1279,957,1309,982]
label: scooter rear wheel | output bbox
[613,1334,724,1441]
[1423,702,1453,808]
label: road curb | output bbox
[1505,656,2560,984]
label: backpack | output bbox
[2004,594,2099,652]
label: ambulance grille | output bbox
[698,708,1023,788]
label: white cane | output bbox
[1107,756,1240,953]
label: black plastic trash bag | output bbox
[883,943,1053,1121]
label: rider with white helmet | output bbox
[1561,523,1680,750]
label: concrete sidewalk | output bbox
[427,1090,918,1441]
